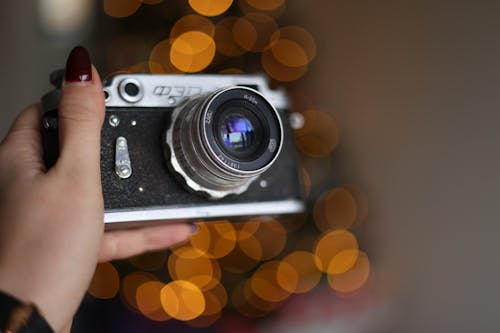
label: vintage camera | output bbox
[41,72,305,228]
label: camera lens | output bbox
[220,114,255,152]
[166,86,283,199]
[214,101,267,162]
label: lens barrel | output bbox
[166,87,283,199]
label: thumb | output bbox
[56,46,105,177]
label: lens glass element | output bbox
[213,101,267,162]
[220,114,254,152]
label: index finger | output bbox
[98,223,195,262]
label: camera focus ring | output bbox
[165,86,283,199]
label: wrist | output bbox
[0,290,54,333]
[0,276,59,332]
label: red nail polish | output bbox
[65,46,92,83]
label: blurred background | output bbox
[1,1,500,332]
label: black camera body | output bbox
[41,73,305,228]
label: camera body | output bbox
[41,73,305,228]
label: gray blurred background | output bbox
[1,1,499,332]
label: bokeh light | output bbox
[186,312,222,327]
[218,240,260,273]
[237,230,263,261]
[188,0,233,17]
[149,39,182,74]
[233,13,279,52]
[215,17,246,57]
[277,251,322,294]
[344,184,370,227]
[160,280,206,320]
[272,26,317,65]
[189,221,237,259]
[329,249,361,275]
[87,262,119,299]
[104,0,142,18]
[328,251,371,294]
[170,31,216,72]
[170,14,215,40]
[136,281,170,321]
[294,109,339,156]
[201,283,228,316]
[240,218,287,260]
[242,279,279,313]
[128,61,151,73]
[272,39,308,68]
[261,48,308,82]
[238,0,286,18]
[243,0,284,11]
[313,187,358,231]
[251,261,295,302]
[260,25,316,82]
[89,1,373,326]
[232,279,278,318]
[168,246,221,290]
[121,271,158,311]
[314,230,359,274]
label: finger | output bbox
[56,46,105,178]
[1,105,45,173]
[98,223,194,262]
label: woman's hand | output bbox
[0,47,193,332]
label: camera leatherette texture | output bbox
[99,107,303,211]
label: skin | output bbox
[0,66,193,332]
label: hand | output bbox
[0,47,193,332]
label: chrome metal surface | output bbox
[104,74,288,109]
[115,136,132,179]
[104,199,305,223]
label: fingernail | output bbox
[65,46,92,84]
[190,224,200,234]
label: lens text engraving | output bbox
[243,93,258,105]
[218,154,240,170]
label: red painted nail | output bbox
[65,46,92,83]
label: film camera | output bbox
[41,73,305,228]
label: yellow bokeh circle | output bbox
[136,281,170,321]
[170,31,216,72]
[104,0,141,18]
[244,0,284,11]
[188,0,233,17]
[313,187,358,231]
[121,271,158,310]
[170,15,215,40]
[189,221,237,258]
[87,262,119,299]
[328,251,371,293]
[314,229,359,274]
[168,246,221,290]
[160,280,206,321]
[250,261,296,302]
[277,251,322,294]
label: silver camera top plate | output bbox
[103,74,289,110]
